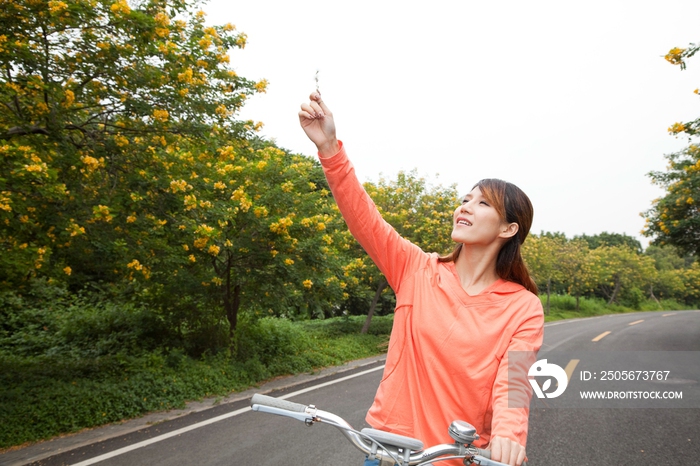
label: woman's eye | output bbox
[480,201,489,206]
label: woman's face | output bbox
[451,187,515,247]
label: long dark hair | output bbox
[438,178,538,295]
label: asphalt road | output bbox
[8,309,700,466]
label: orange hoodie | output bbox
[319,142,544,454]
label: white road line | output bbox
[69,364,386,465]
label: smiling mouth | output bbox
[457,220,472,226]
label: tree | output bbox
[351,170,459,333]
[642,43,700,256]
[0,0,353,353]
[582,245,657,308]
[522,234,562,314]
[0,0,261,288]
[574,232,643,254]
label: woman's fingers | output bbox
[300,102,323,119]
[490,436,526,466]
[310,92,331,115]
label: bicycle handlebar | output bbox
[251,393,521,466]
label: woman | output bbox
[299,92,543,466]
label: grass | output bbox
[0,315,392,450]
[540,294,694,322]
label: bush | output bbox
[0,280,169,359]
[0,314,393,449]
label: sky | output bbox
[203,0,700,247]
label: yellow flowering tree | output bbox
[148,138,348,345]
[643,42,700,255]
[349,170,458,333]
[0,0,259,289]
[581,245,657,307]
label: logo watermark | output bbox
[508,351,700,408]
[528,359,568,399]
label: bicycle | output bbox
[251,393,527,466]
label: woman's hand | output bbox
[299,92,339,158]
[489,435,527,466]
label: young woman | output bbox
[299,92,543,466]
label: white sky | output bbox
[204,0,699,248]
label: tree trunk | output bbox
[224,269,241,341]
[607,276,621,305]
[649,285,661,307]
[361,278,388,334]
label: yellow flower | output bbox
[184,194,197,211]
[215,104,230,117]
[127,259,143,271]
[48,0,68,14]
[63,266,72,275]
[284,258,294,265]
[170,179,189,192]
[154,11,170,26]
[110,0,131,15]
[194,237,209,249]
[189,254,196,262]
[126,214,137,223]
[281,181,294,193]
[235,33,247,48]
[93,205,113,222]
[81,155,102,171]
[25,164,45,173]
[208,244,221,256]
[303,279,313,289]
[63,89,75,107]
[67,220,86,237]
[0,191,12,212]
[178,68,193,84]
[114,135,129,147]
[214,181,226,190]
[152,109,169,122]
[254,79,268,93]
[664,47,685,65]
[668,122,686,134]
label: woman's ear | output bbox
[499,222,519,239]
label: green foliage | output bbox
[0,315,392,449]
[0,279,168,358]
[342,170,458,317]
[0,0,354,352]
[643,43,700,255]
[540,294,692,322]
[574,232,643,253]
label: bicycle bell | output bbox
[448,420,479,444]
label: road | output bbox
[9,310,700,466]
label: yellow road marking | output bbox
[564,359,580,382]
[628,320,644,326]
[592,331,611,342]
[662,313,675,317]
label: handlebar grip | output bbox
[475,449,528,466]
[250,394,307,413]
